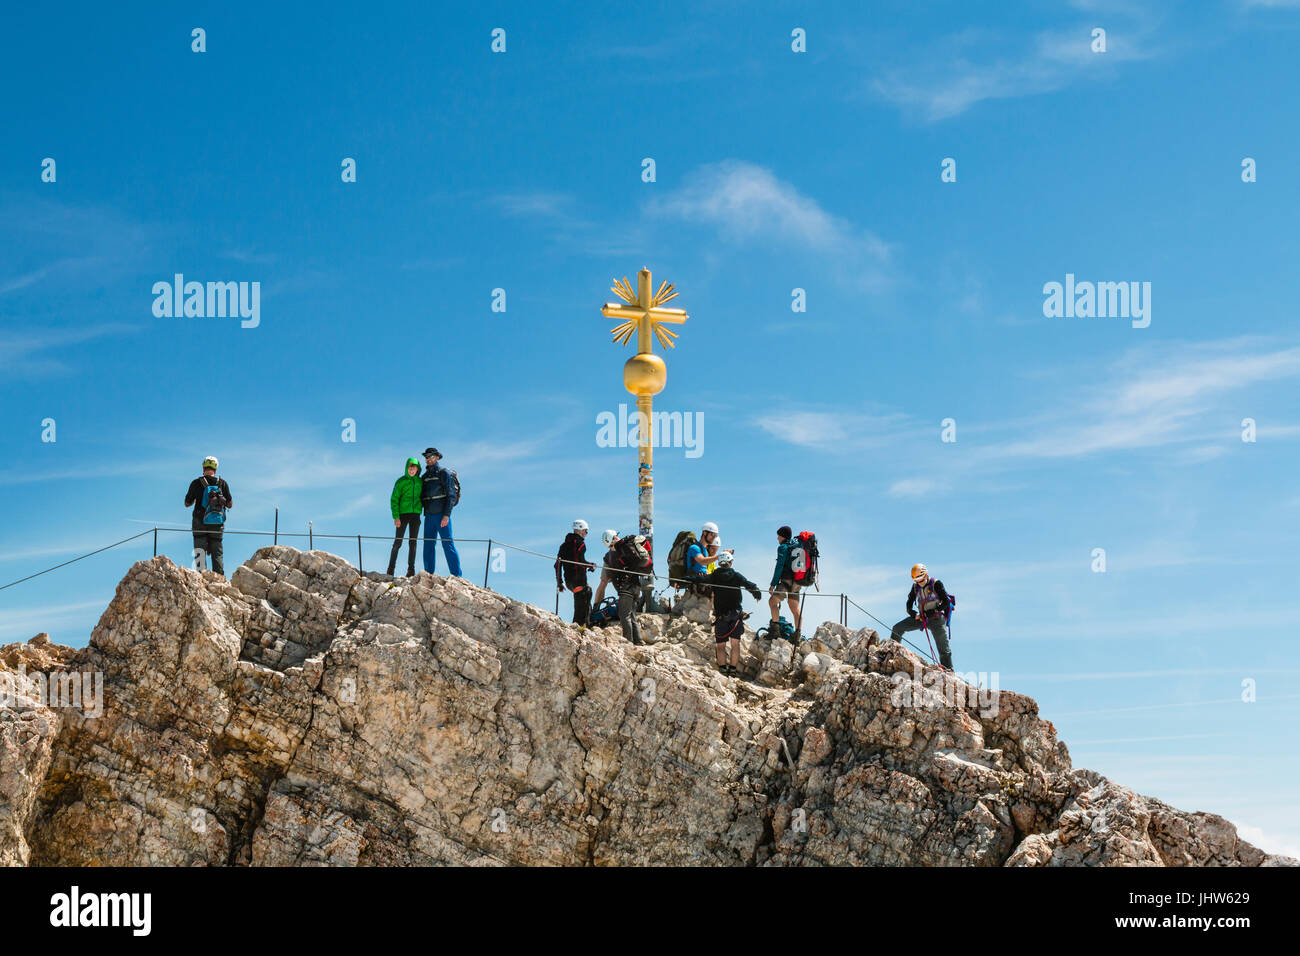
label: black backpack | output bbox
[613,537,650,589]
[445,469,461,508]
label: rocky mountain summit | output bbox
[1,547,1292,867]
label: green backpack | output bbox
[666,530,698,585]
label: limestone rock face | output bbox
[0,548,1293,867]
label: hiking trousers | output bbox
[890,613,953,669]
[569,584,592,626]
[191,521,225,576]
[617,585,641,644]
[388,514,421,575]
[422,512,462,576]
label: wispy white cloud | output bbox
[0,456,155,487]
[1069,733,1228,744]
[754,410,849,446]
[981,342,1300,462]
[1009,668,1300,682]
[0,268,50,295]
[0,324,139,378]
[1050,693,1300,718]
[484,189,643,258]
[0,599,110,641]
[872,22,1160,121]
[1233,823,1300,860]
[648,161,893,289]
[490,192,575,218]
[0,200,163,297]
[754,408,909,450]
[888,477,940,499]
[222,248,276,265]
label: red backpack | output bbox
[787,531,819,588]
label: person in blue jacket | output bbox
[420,447,462,576]
[766,525,803,643]
[684,521,725,594]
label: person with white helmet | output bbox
[889,564,954,670]
[684,521,728,594]
[701,549,762,677]
[554,520,596,627]
[591,530,619,608]
[183,455,233,577]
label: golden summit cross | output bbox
[600,268,690,597]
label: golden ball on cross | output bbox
[623,352,667,396]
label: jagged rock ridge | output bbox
[0,547,1292,867]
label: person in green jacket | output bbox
[387,457,423,576]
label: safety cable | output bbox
[0,530,155,592]
[1,527,931,662]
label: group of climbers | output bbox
[184,450,465,581]
[555,525,652,645]
[185,456,957,676]
[552,518,956,675]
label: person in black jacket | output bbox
[889,563,954,669]
[555,519,597,628]
[420,447,462,576]
[183,455,232,576]
[703,551,762,676]
[607,534,651,645]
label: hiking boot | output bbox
[792,629,802,644]
[406,569,416,577]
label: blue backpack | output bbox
[201,477,228,526]
[589,597,619,627]
[757,616,796,642]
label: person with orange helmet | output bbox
[889,564,954,669]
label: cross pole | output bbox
[601,268,689,606]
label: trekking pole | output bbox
[483,538,493,588]
[918,613,938,664]
[357,535,363,571]
[274,508,278,545]
[153,527,157,557]
[308,522,313,550]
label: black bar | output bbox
[483,538,493,588]
[153,527,157,557]
[309,523,313,550]
[357,535,363,572]
[274,508,278,545]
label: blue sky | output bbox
[2,1,1298,856]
